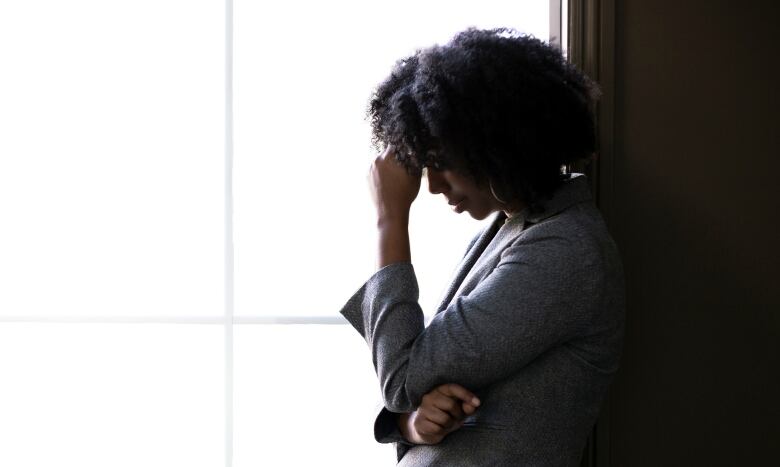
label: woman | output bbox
[340,28,624,466]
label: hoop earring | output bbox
[489,180,507,204]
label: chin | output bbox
[467,209,491,220]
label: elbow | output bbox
[379,365,416,413]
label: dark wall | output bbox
[606,0,780,465]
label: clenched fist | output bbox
[368,145,421,226]
[399,383,481,445]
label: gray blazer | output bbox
[340,175,625,466]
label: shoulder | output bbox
[503,201,620,273]
[503,174,614,256]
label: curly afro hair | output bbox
[368,28,600,211]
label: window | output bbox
[0,1,554,466]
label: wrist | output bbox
[376,211,410,230]
[376,217,411,268]
[397,412,415,443]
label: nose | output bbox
[426,168,449,195]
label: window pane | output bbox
[234,324,395,466]
[0,324,224,467]
[0,1,224,317]
[234,0,549,317]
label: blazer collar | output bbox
[433,174,591,314]
[434,212,505,314]
[520,173,592,225]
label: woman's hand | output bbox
[369,146,421,268]
[368,145,421,227]
[398,383,481,445]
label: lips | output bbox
[448,198,466,213]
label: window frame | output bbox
[0,2,566,466]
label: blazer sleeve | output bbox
[339,230,598,413]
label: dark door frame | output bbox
[568,1,617,466]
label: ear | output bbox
[488,179,508,204]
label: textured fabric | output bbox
[340,174,625,466]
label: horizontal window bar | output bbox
[0,315,348,325]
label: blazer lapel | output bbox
[433,174,592,315]
[434,213,505,314]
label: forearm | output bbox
[376,217,411,268]
[339,262,426,412]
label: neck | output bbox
[502,200,527,218]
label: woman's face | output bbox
[425,168,503,220]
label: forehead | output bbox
[418,146,467,171]
[425,167,477,186]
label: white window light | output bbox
[0,1,559,466]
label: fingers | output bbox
[412,383,481,444]
[420,405,460,429]
[380,144,395,159]
[426,391,465,420]
[376,145,423,178]
[436,383,481,408]
[421,383,481,426]
[376,145,398,166]
[415,417,445,436]
[421,392,461,424]
[411,412,447,445]
[413,406,466,445]
[462,401,478,416]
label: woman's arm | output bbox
[349,146,614,413]
[367,145,419,269]
[340,229,603,412]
